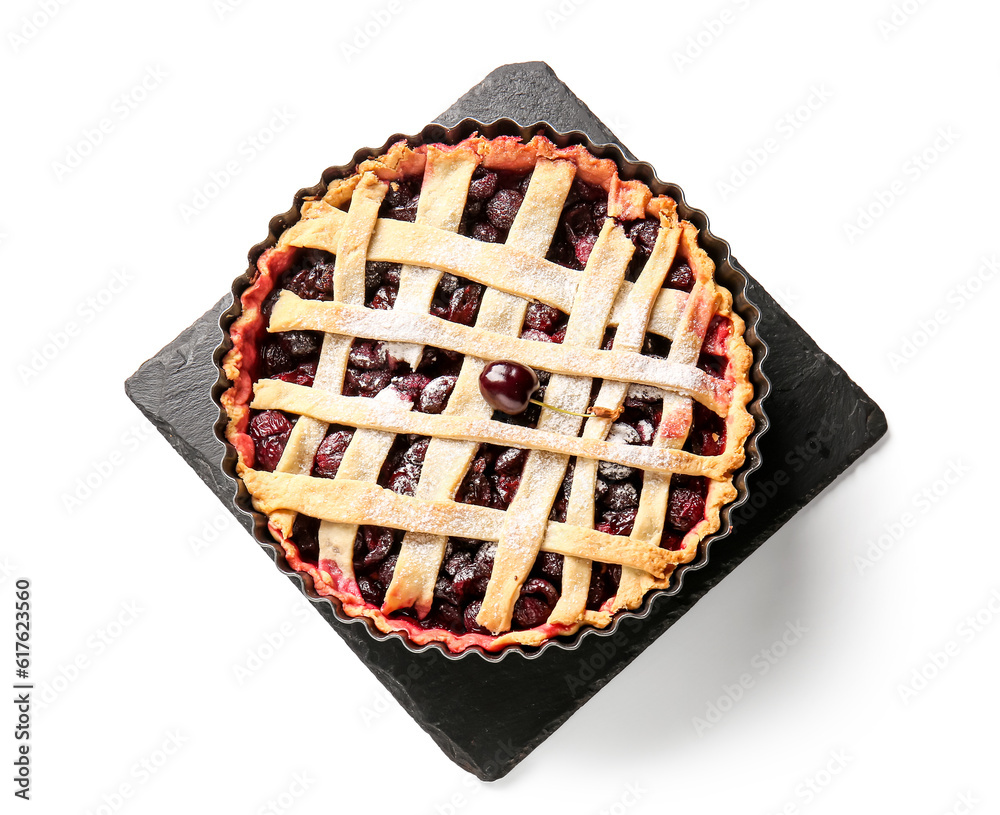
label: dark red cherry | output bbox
[486,189,523,230]
[478,361,540,414]
[469,169,498,200]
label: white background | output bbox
[3,0,999,812]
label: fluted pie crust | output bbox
[222,134,754,653]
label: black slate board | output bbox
[125,62,887,781]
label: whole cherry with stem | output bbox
[478,360,620,420]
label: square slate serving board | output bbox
[125,62,887,781]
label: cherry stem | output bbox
[528,399,621,421]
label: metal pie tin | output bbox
[211,118,771,662]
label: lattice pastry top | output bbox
[222,134,754,653]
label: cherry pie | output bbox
[221,133,754,653]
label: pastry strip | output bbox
[284,204,699,345]
[269,293,731,414]
[251,369,737,480]
[242,470,678,577]
[384,145,478,368]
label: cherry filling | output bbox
[547,178,609,270]
[246,164,732,637]
[248,409,295,472]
